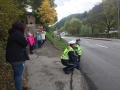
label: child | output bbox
[41,31,45,44]
[37,31,43,48]
[27,33,35,54]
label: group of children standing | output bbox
[26,28,46,54]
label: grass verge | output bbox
[46,31,67,51]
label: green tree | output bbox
[69,18,82,35]
[85,3,103,34]
[101,0,118,33]
[0,0,23,39]
[81,25,92,35]
[64,21,71,32]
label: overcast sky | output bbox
[55,0,102,21]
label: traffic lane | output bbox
[81,39,120,66]
[81,38,120,52]
[81,40,120,90]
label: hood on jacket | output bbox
[8,22,24,34]
[8,28,16,34]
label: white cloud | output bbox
[55,0,102,21]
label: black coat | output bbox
[68,51,77,62]
[6,28,30,62]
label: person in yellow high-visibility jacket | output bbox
[60,40,80,74]
[75,38,82,69]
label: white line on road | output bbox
[84,41,89,43]
[95,44,108,48]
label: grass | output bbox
[46,31,67,51]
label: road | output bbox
[62,36,120,90]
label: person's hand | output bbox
[77,59,78,61]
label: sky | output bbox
[55,0,102,21]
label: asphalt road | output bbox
[62,36,120,90]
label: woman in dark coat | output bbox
[6,22,29,90]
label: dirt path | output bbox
[25,25,89,90]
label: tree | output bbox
[101,0,118,33]
[81,25,92,35]
[31,0,57,24]
[58,18,82,35]
[15,0,32,23]
[37,0,57,26]
[70,18,81,35]
[85,3,103,34]
[64,21,71,31]
[0,0,23,39]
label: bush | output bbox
[0,40,15,90]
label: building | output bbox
[26,13,35,24]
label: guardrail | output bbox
[68,33,119,38]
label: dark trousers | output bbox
[37,40,42,47]
[61,60,79,71]
[76,55,81,68]
[42,39,45,44]
[33,43,36,49]
[29,45,33,51]
[29,45,33,54]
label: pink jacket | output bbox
[27,36,35,46]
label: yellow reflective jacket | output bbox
[60,46,74,60]
[76,44,82,55]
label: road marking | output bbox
[84,41,89,43]
[95,44,108,48]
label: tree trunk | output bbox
[91,26,94,34]
[107,24,111,34]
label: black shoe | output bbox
[70,68,74,71]
[23,87,28,90]
[76,67,81,70]
[64,71,70,74]
[63,68,66,71]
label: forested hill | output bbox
[53,11,88,30]
[52,0,119,35]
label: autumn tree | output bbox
[31,0,57,24]
[0,0,23,39]
[37,0,57,26]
